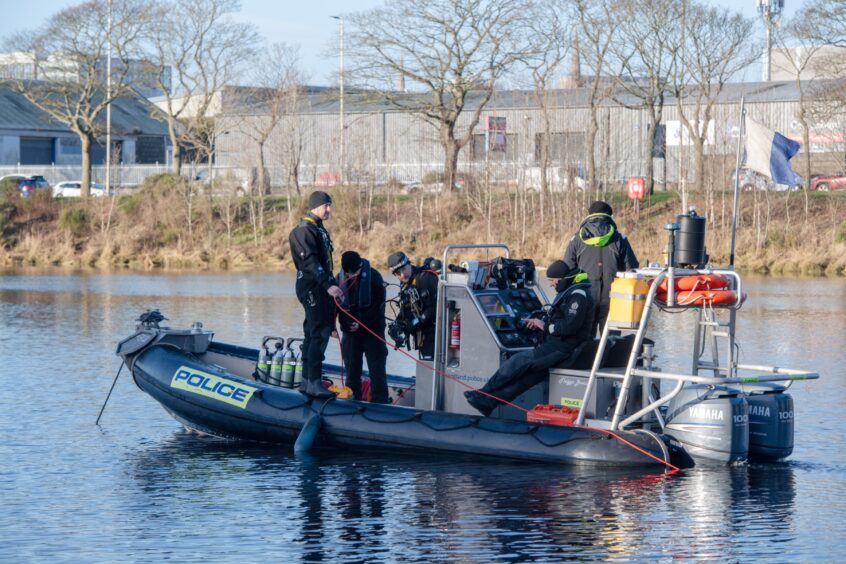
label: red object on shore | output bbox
[527,404,579,426]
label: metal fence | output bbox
[0,161,640,191]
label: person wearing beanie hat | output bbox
[386,250,439,360]
[336,251,390,403]
[288,190,343,399]
[308,190,332,211]
[464,260,594,417]
[562,200,639,335]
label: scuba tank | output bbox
[255,345,271,383]
[280,347,295,389]
[269,343,285,386]
[293,351,303,389]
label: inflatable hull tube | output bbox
[131,343,693,469]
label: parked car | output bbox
[728,168,802,192]
[18,175,51,198]
[526,165,587,192]
[0,174,27,185]
[53,181,108,198]
[809,174,846,191]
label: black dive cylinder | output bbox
[676,209,707,268]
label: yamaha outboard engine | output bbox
[665,385,749,463]
[742,383,794,460]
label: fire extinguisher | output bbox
[449,313,461,349]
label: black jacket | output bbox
[562,214,639,308]
[337,260,386,336]
[289,213,336,291]
[546,281,594,343]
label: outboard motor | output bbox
[743,384,794,460]
[665,385,749,463]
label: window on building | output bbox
[470,133,518,162]
[534,132,585,166]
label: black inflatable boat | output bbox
[116,321,693,470]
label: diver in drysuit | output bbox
[464,261,594,417]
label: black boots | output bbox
[300,377,335,400]
[464,390,497,417]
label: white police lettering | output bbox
[749,405,770,417]
[688,406,725,421]
[171,366,257,409]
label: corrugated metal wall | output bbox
[217,96,834,185]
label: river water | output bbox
[1,268,845,562]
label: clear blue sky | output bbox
[2,0,800,86]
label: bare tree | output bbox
[522,0,573,213]
[670,1,756,197]
[605,0,682,195]
[7,0,147,198]
[773,12,828,205]
[574,0,615,195]
[347,0,531,191]
[145,0,257,176]
[231,42,306,240]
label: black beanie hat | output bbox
[308,190,332,210]
[341,250,361,272]
[546,260,569,278]
[588,200,613,216]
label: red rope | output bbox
[332,298,679,472]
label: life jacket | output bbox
[338,258,372,309]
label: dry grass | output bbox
[0,175,844,277]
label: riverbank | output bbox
[2,175,845,275]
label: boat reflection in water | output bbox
[126,433,797,561]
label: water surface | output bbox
[1,268,845,562]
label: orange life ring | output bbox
[656,289,744,307]
[656,274,730,292]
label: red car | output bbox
[810,175,846,191]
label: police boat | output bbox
[116,228,816,468]
[115,246,695,470]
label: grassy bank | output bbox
[1,174,845,276]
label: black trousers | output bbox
[469,339,583,413]
[417,328,435,360]
[296,278,335,384]
[342,331,389,403]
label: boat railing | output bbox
[557,364,818,431]
[573,266,817,431]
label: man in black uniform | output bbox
[386,251,439,360]
[337,251,390,403]
[563,201,639,336]
[289,190,344,399]
[464,261,594,417]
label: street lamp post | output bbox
[331,15,344,184]
[757,0,785,82]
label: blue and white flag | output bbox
[744,116,801,185]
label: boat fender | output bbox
[294,412,323,453]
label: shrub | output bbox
[422,171,444,184]
[59,207,90,237]
[836,220,846,243]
